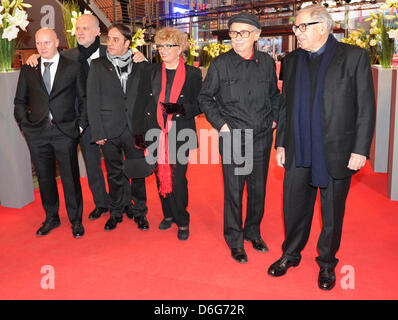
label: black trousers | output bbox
[101,128,147,218]
[24,124,83,224]
[219,129,273,249]
[156,163,189,227]
[79,125,109,209]
[281,163,351,269]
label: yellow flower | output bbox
[130,28,146,50]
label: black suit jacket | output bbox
[275,42,376,179]
[86,56,147,142]
[61,45,107,131]
[132,63,202,150]
[14,55,87,139]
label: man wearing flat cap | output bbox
[199,12,280,263]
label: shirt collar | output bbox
[90,48,100,60]
[41,52,60,64]
[230,48,260,67]
[308,40,327,58]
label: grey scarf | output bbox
[106,49,133,93]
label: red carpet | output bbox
[1,116,398,300]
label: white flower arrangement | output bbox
[0,0,31,71]
[0,0,30,41]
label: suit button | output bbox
[125,108,128,112]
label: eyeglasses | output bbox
[155,44,179,49]
[292,21,320,33]
[228,30,255,39]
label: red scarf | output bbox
[156,56,186,197]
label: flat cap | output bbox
[228,12,261,30]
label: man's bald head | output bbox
[35,28,59,59]
[75,14,101,48]
[78,14,100,27]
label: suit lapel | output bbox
[50,55,67,96]
[125,62,137,94]
[285,51,297,111]
[151,64,162,103]
[324,44,344,92]
[70,47,80,61]
[101,57,125,95]
[99,45,107,57]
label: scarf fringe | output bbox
[157,163,173,197]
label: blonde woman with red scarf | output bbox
[132,27,202,241]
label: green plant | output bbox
[61,0,80,49]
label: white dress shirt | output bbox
[40,52,60,91]
[87,48,100,66]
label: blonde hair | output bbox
[154,27,188,52]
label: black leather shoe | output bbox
[134,216,149,230]
[72,223,85,238]
[124,204,135,219]
[177,228,189,241]
[104,216,122,231]
[246,238,269,253]
[231,248,248,263]
[267,257,300,277]
[159,218,174,230]
[88,207,108,220]
[36,221,61,236]
[318,268,336,290]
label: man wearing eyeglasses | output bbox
[267,5,375,290]
[199,12,281,264]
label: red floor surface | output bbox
[1,116,398,300]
